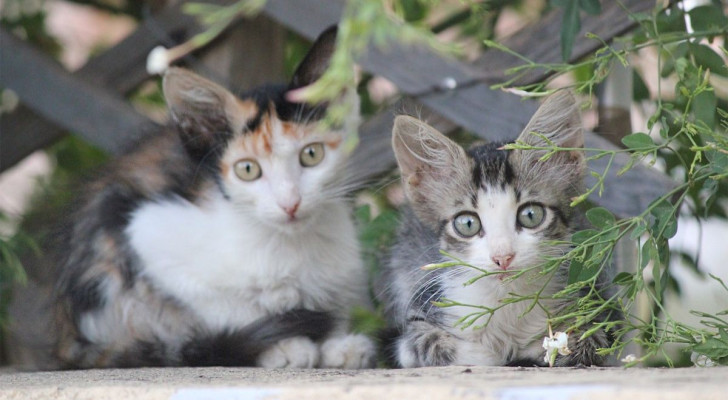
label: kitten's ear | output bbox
[393,116,471,228]
[163,67,257,157]
[289,26,337,89]
[515,91,584,169]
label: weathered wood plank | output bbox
[0,109,62,172]
[0,3,205,171]
[0,2,249,172]
[264,0,535,136]
[476,0,654,86]
[261,0,674,217]
[0,28,161,154]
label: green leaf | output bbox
[640,239,656,271]
[560,0,581,62]
[578,0,601,15]
[613,271,633,286]
[652,262,663,302]
[689,43,728,77]
[660,43,689,78]
[650,200,678,239]
[688,5,728,33]
[630,223,647,240]
[572,229,599,244]
[633,70,650,101]
[568,259,584,285]
[691,331,728,362]
[692,90,717,129]
[586,207,615,229]
[621,132,654,149]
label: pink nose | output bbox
[282,202,300,218]
[492,254,515,270]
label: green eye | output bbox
[300,143,325,167]
[234,159,262,181]
[453,213,481,238]
[517,203,545,229]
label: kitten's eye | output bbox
[300,143,325,167]
[453,213,481,238]
[233,159,262,181]
[517,203,545,229]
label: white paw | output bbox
[257,337,319,368]
[319,334,376,369]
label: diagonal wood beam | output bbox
[476,0,654,86]
[0,3,202,172]
[0,28,161,154]
[261,0,673,218]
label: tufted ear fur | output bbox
[163,67,257,160]
[392,116,472,230]
[512,91,585,180]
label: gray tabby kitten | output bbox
[378,92,615,367]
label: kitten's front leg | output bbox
[554,329,610,367]
[396,320,458,367]
[257,336,319,368]
[319,333,376,369]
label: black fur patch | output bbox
[239,84,328,134]
[67,276,105,315]
[469,141,511,190]
[181,309,334,367]
[96,184,141,229]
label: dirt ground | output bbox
[1,365,726,400]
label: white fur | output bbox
[439,187,563,365]
[319,333,376,369]
[219,118,351,229]
[113,111,374,368]
[125,190,366,331]
[258,336,320,368]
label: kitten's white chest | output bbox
[443,272,549,364]
[125,192,362,331]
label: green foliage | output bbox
[0,224,34,329]
[550,0,602,61]
[480,2,728,366]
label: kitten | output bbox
[50,27,374,369]
[377,92,616,367]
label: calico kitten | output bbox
[378,92,616,367]
[50,27,375,369]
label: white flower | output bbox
[542,331,571,367]
[146,46,170,75]
[0,89,19,114]
[620,354,637,364]
[691,352,716,367]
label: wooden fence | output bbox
[0,0,672,218]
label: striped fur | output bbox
[378,92,617,367]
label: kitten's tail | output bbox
[114,309,334,367]
[180,309,334,367]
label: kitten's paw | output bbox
[554,330,609,367]
[397,324,457,367]
[257,336,319,368]
[319,334,376,369]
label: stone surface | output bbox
[1,365,726,400]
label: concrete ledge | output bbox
[1,366,726,400]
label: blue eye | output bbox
[517,204,545,229]
[453,213,481,238]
